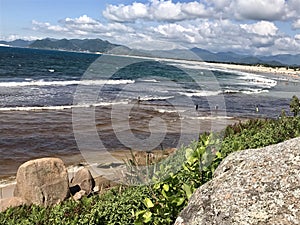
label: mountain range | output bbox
[1,38,299,66]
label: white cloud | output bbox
[285,0,300,19]
[181,2,210,17]
[103,2,149,22]
[234,0,286,20]
[273,37,300,54]
[0,34,40,42]
[240,21,278,36]
[32,20,68,32]
[103,0,211,22]
[32,15,134,39]
[28,1,300,56]
[292,19,300,29]
[102,0,300,23]
[64,15,98,25]
[30,14,300,55]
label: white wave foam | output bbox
[168,61,278,89]
[223,89,240,94]
[0,101,129,112]
[223,89,269,95]
[241,89,269,95]
[179,90,221,97]
[0,79,135,87]
[141,79,160,83]
[238,74,277,88]
[184,115,234,120]
[140,96,174,101]
[155,108,186,114]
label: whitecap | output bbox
[141,79,160,83]
[179,90,221,97]
[0,79,135,87]
[140,96,174,101]
[0,101,129,112]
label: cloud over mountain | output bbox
[28,0,300,55]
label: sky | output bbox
[1,0,300,55]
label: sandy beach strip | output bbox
[206,62,300,79]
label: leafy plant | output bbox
[290,95,300,117]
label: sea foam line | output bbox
[0,101,129,112]
[140,96,174,101]
[179,90,221,97]
[169,61,277,89]
[0,79,135,87]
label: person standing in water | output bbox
[256,105,259,113]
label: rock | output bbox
[70,168,95,195]
[0,197,26,212]
[73,190,86,201]
[14,158,69,207]
[93,176,118,193]
[175,137,300,225]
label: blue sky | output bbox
[1,0,300,55]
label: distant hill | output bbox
[190,48,282,66]
[258,54,300,66]
[29,38,121,53]
[0,38,299,66]
[190,47,300,66]
[0,39,33,47]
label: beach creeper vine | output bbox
[72,45,227,186]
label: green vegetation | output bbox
[1,97,300,225]
[290,95,300,117]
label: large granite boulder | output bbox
[175,137,300,225]
[14,158,69,207]
[70,168,95,195]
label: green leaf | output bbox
[215,151,222,159]
[182,184,193,199]
[161,189,168,199]
[143,211,152,223]
[185,148,194,161]
[163,184,169,192]
[144,198,154,208]
[172,197,186,206]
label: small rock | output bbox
[93,185,100,192]
[0,197,26,212]
[70,168,95,195]
[14,157,70,207]
[73,190,86,201]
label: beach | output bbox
[0,47,299,199]
[207,62,300,79]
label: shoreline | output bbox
[206,61,300,80]
[0,115,246,199]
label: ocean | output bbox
[0,46,299,181]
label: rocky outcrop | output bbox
[70,168,95,196]
[175,137,300,225]
[14,158,69,207]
